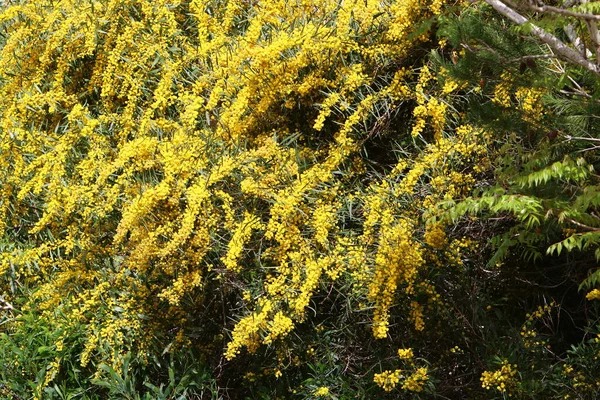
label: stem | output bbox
[484,0,600,75]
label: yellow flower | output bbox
[397,348,414,360]
[481,360,518,394]
[402,367,428,392]
[424,223,447,249]
[586,289,600,301]
[374,369,402,392]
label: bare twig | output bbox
[565,217,600,232]
[558,89,598,102]
[0,296,14,311]
[581,0,600,65]
[564,23,588,57]
[574,144,600,153]
[484,0,600,75]
[507,54,555,62]
[563,134,600,142]
[461,40,555,64]
[522,0,600,21]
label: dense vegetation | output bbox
[1,0,600,398]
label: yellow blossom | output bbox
[374,369,402,392]
[586,289,600,301]
[398,348,414,360]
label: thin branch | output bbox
[563,134,600,142]
[564,23,588,57]
[507,53,556,63]
[565,217,600,232]
[461,41,556,64]
[574,144,600,153]
[558,89,599,102]
[484,0,600,75]
[0,296,13,311]
[567,74,585,91]
[522,1,600,21]
[562,134,600,152]
[581,0,600,65]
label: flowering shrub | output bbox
[1,0,600,398]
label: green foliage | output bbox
[570,2,600,14]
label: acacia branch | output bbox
[484,0,600,75]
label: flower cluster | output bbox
[481,360,519,394]
[586,289,600,301]
[403,367,429,392]
[397,348,414,360]
[374,369,402,392]
[313,386,330,397]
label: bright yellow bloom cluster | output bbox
[515,87,545,124]
[493,72,546,124]
[492,73,513,108]
[222,212,264,272]
[520,301,557,350]
[481,360,518,393]
[367,215,424,338]
[439,67,462,94]
[313,386,330,397]
[402,367,429,392]
[586,289,600,301]
[374,369,402,392]
[374,366,429,393]
[424,223,447,249]
[397,348,414,360]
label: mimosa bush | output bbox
[1,0,600,398]
[0,0,471,395]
